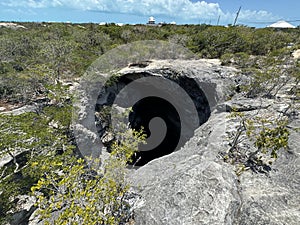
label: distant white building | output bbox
[268,21,296,29]
[147,16,155,25]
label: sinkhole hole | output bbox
[129,96,181,166]
[96,72,211,167]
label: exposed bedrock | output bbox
[94,59,235,166]
[74,59,300,225]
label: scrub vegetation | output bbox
[0,22,299,224]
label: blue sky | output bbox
[0,0,299,27]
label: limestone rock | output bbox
[128,111,300,225]
[72,58,299,224]
[292,49,300,59]
[128,113,241,225]
[7,195,36,225]
[74,59,238,164]
[121,60,300,225]
[0,105,37,116]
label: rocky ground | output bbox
[123,59,300,225]
[1,58,299,225]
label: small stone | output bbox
[292,49,300,59]
[101,131,114,145]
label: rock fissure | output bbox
[232,177,243,225]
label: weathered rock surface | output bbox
[128,113,241,225]
[73,58,299,225]
[8,195,36,225]
[73,59,238,161]
[0,105,38,116]
[129,112,300,225]
[292,49,300,59]
[121,60,300,225]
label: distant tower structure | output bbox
[147,16,155,25]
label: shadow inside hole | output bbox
[96,73,212,167]
[128,97,181,166]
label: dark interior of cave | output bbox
[97,73,211,167]
[128,96,181,166]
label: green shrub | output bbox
[31,128,145,225]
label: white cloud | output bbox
[1,0,278,24]
[1,0,62,8]
[239,10,277,22]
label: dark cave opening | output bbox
[96,72,211,167]
[128,96,181,166]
